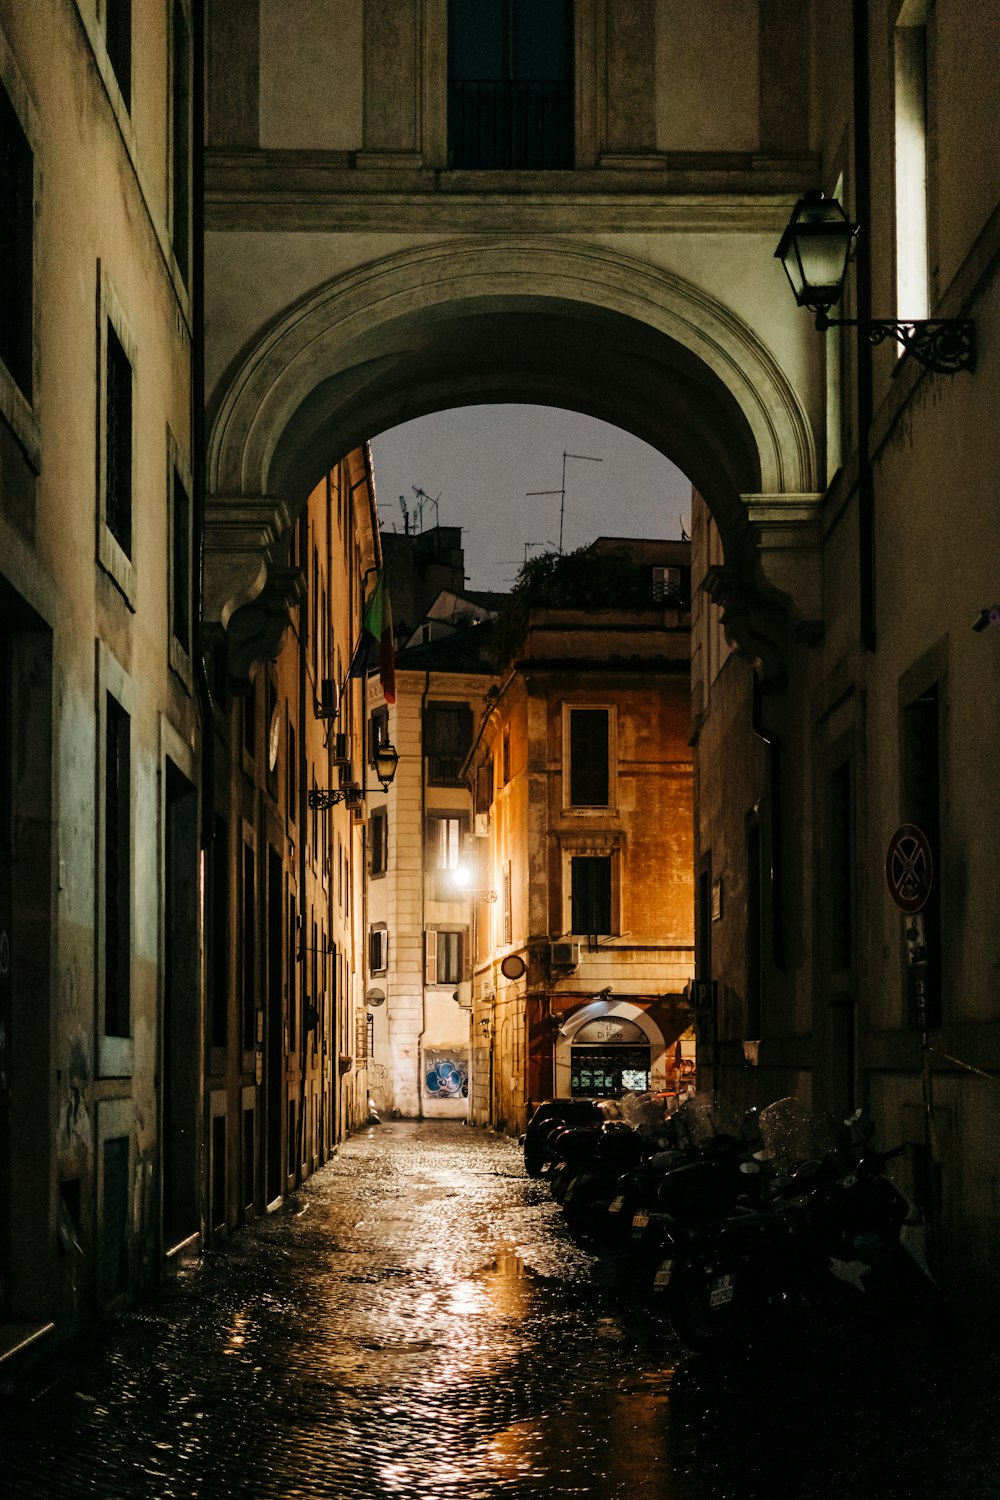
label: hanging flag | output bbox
[348,568,396,703]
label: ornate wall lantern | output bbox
[775,190,975,374]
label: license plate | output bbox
[632,1211,649,1230]
[608,1195,624,1215]
[709,1273,734,1308]
[654,1259,675,1288]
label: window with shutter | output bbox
[425,929,437,985]
[369,927,388,973]
[436,930,463,985]
[425,701,472,784]
[569,709,609,806]
[571,855,612,936]
[370,806,388,876]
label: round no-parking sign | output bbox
[885,824,934,914]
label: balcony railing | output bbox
[427,753,466,787]
[448,79,573,170]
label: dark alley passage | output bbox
[2,1123,997,1500]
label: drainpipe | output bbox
[417,669,431,1118]
[853,0,876,652]
[295,510,308,1187]
[191,0,213,848]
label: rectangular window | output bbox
[436,930,464,985]
[101,1136,129,1298]
[105,0,132,110]
[370,806,388,876]
[570,855,611,936]
[829,762,852,971]
[210,815,229,1049]
[894,8,929,325]
[424,701,472,785]
[369,705,389,762]
[369,926,388,974]
[502,861,512,945]
[902,684,941,1028]
[243,675,256,761]
[501,726,511,785]
[104,694,131,1037]
[242,1108,255,1212]
[475,757,493,815]
[288,892,297,1054]
[170,466,191,654]
[170,1,192,281]
[0,80,33,401]
[430,814,462,870]
[448,0,573,169]
[105,322,133,557]
[287,720,296,822]
[569,709,609,806]
[242,844,255,1049]
[746,822,763,1039]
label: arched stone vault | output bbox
[205,237,824,679]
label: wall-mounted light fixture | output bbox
[775,191,975,374]
[308,741,399,810]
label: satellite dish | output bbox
[500,954,526,980]
[366,987,386,1007]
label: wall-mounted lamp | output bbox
[775,191,975,374]
[308,742,399,810]
[452,861,498,901]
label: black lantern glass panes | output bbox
[775,192,859,312]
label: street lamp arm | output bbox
[814,312,976,374]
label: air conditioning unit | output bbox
[332,733,351,765]
[550,940,580,969]
[316,679,339,719]
[652,566,682,600]
[351,801,365,822]
[344,784,364,808]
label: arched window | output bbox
[448,0,574,169]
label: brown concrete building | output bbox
[464,540,695,1134]
[204,448,377,1241]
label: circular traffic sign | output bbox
[885,824,934,913]
[500,954,526,980]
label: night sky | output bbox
[369,404,692,595]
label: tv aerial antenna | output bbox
[411,486,441,532]
[526,450,603,554]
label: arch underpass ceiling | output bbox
[205,237,824,680]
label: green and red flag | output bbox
[348,568,395,703]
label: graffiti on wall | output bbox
[424,1049,468,1099]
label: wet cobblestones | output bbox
[1,1121,998,1499]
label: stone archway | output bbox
[553,999,668,1096]
[205,236,823,677]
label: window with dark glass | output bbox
[369,926,388,973]
[105,0,132,110]
[436,930,464,985]
[0,80,33,401]
[171,466,191,653]
[569,708,609,806]
[171,1,191,280]
[424,701,471,784]
[101,1136,129,1297]
[105,322,133,556]
[448,0,573,169]
[570,855,611,936]
[208,816,229,1049]
[370,806,388,876]
[369,705,389,763]
[829,761,852,971]
[903,684,941,1028]
[105,695,131,1037]
[242,843,255,1048]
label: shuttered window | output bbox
[569,709,609,806]
[571,856,611,936]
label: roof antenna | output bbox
[527,451,603,554]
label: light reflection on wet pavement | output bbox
[1,1121,997,1498]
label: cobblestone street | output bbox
[1,1122,997,1500]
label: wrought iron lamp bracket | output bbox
[307,785,389,811]
[814,311,976,374]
